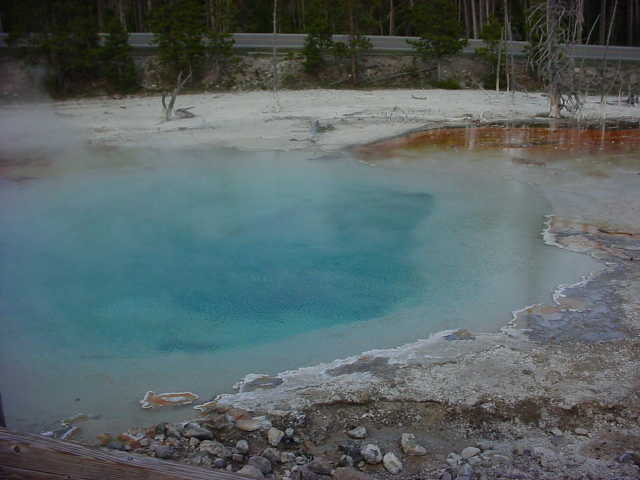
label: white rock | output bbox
[268,427,285,447]
[347,426,367,439]
[361,444,383,465]
[461,447,481,459]
[236,439,250,454]
[382,452,403,474]
[400,433,427,456]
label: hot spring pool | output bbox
[0,147,598,436]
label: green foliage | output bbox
[301,0,334,75]
[303,33,333,74]
[149,0,207,79]
[408,0,466,64]
[431,78,461,89]
[100,19,138,93]
[475,16,506,88]
[204,31,236,68]
[7,0,102,95]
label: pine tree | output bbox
[408,0,467,81]
[100,17,138,93]
[149,0,207,80]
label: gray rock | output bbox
[106,441,126,451]
[296,456,309,465]
[456,464,473,480]
[382,452,402,474]
[166,423,183,438]
[249,455,273,474]
[153,444,175,459]
[268,427,285,447]
[461,447,481,459]
[400,433,427,456]
[439,472,453,480]
[281,452,297,464]
[346,426,367,439]
[237,417,271,432]
[446,453,462,467]
[290,466,326,480]
[574,428,590,436]
[183,423,214,441]
[361,444,382,465]
[214,458,228,469]
[285,427,295,438]
[308,456,333,475]
[190,452,213,466]
[139,438,150,448]
[332,467,370,480]
[617,451,640,466]
[199,440,226,457]
[338,455,354,467]
[261,447,281,465]
[232,453,245,463]
[189,437,201,449]
[237,439,250,454]
[238,465,265,480]
[550,427,563,436]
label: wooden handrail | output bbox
[0,427,250,480]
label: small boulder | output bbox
[290,466,326,480]
[165,423,183,438]
[236,439,250,454]
[261,447,281,465]
[574,428,590,436]
[461,447,481,459]
[281,451,297,464]
[153,444,175,459]
[361,444,382,465]
[248,455,273,474]
[382,452,402,474]
[268,427,285,447]
[346,426,367,439]
[199,440,226,457]
[213,458,228,469]
[400,433,426,456]
[238,465,265,480]
[307,456,333,475]
[332,467,370,480]
[183,423,214,441]
[237,418,264,432]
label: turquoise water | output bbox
[0,148,597,435]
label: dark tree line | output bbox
[1,0,638,46]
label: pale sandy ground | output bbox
[39,89,640,152]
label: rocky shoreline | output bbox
[80,215,640,480]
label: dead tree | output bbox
[528,0,582,118]
[161,69,193,121]
[272,0,282,112]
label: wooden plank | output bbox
[0,394,6,428]
[0,428,249,480]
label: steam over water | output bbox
[0,147,597,436]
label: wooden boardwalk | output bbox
[0,428,249,480]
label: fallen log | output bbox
[0,428,248,480]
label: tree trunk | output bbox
[97,0,104,31]
[272,0,281,111]
[471,0,478,39]
[118,0,127,31]
[389,0,395,35]
[348,0,358,84]
[599,0,607,45]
